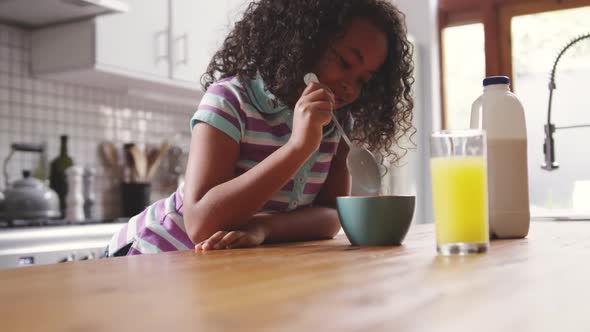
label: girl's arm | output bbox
[195,207,340,250]
[195,139,350,250]
[184,82,334,244]
[183,122,308,244]
[246,136,351,242]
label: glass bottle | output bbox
[50,135,74,218]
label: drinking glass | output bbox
[430,130,489,255]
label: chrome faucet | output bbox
[542,33,590,171]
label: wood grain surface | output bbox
[1,222,590,332]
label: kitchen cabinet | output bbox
[31,0,246,102]
[171,0,246,83]
[95,0,169,79]
[171,0,228,82]
[0,0,128,28]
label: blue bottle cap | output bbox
[483,76,510,86]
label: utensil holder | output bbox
[120,182,151,217]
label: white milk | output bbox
[471,76,530,238]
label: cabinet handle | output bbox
[174,33,189,66]
[155,30,169,64]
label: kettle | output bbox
[0,143,60,220]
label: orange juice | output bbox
[430,156,489,244]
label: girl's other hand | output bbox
[288,82,336,155]
[195,223,267,251]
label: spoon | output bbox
[303,73,381,195]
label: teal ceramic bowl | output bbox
[336,195,416,246]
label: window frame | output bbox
[438,0,590,128]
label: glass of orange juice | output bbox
[430,130,489,255]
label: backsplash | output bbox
[0,24,194,219]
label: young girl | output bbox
[107,0,414,256]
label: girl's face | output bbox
[313,17,388,109]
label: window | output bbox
[511,7,590,215]
[438,0,590,217]
[442,23,485,130]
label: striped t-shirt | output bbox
[108,74,341,255]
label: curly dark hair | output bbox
[201,0,415,163]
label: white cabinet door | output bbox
[171,0,247,84]
[96,0,170,80]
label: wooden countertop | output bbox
[1,222,590,332]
